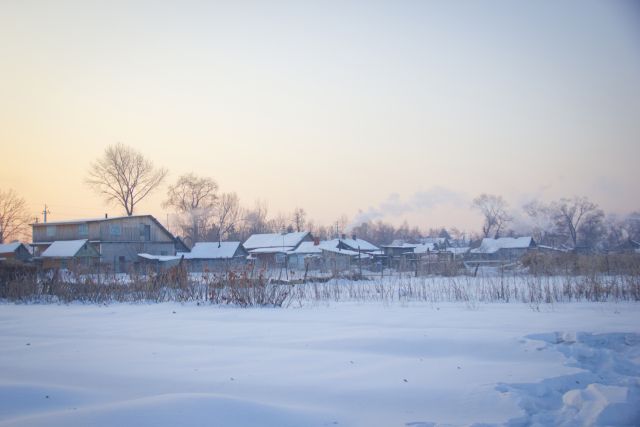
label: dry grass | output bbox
[1,254,639,307]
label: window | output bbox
[110,224,121,236]
[78,224,88,236]
[139,224,151,241]
[46,226,56,238]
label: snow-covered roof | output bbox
[179,242,243,260]
[471,237,534,254]
[138,253,181,262]
[334,238,379,252]
[0,242,25,254]
[249,247,295,254]
[447,247,470,255]
[32,215,150,226]
[413,243,436,254]
[321,246,371,259]
[288,241,325,255]
[381,243,418,249]
[243,232,310,250]
[41,240,89,258]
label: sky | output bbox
[1,0,639,233]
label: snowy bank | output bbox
[0,302,638,426]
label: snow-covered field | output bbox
[0,301,639,426]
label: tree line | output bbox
[1,143,638,251]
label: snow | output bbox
[248,247,295,254]
[288,241,324,254]
[320,246,371,259]
[471,237,534,254]
[413,243,436,254]
[0,243,23,254]
[179,242,242,260]
[0,300,638,426]
[330,238,379,252]
[40,240,88,258]
[290,239,377,255]
[137,254,181,262]
[243,232,310,250]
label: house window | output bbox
[140,224,151,241]
[46,225,56,238]
[110,224,121,236]
[78,224,88,236]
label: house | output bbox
[467,237,536,261]
[244,231,313,267]
[419,237,450,249]
[177,242,248,272]
[321,245,371,272]
[40,239,100,269]
[32,215,181,272]
[0,242,32,263]
[137,253,183,271]
[329,235,379,254]
[379,242,418,268]
[286,240,324,270]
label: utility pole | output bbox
[42,204,51,223]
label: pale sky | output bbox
[1,0,639,232]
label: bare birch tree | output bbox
[0,189,30,243]
[86,143,168,216]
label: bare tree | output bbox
[523,200,556,244]
[242,200,269,237]
[163,173,218,244]
[291,207,307,232]
[86,143,168,216]
[210,192,242,244]
[472,194,512,238]
[0,189,30,243]
[550,196,603,248]
[624,211,640,242]
[268,213,289,234]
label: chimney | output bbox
[105,213,108,219]
[314,237,320,246]
[352,234,357,241]
[341,233,346,240]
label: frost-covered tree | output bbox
[208,192,242,244]
[163,173,218,244]
[472,194,512,238]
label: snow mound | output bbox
[499,332,640,426]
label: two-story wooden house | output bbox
[32,215,182,271]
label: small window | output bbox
[46,225,56,238]
[139,224,151,241]
[78,224,88,236]
[110,224,121,236]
